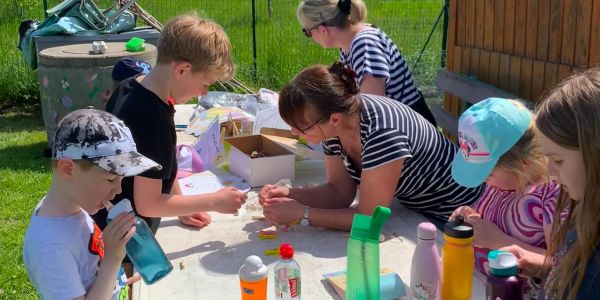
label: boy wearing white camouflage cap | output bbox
[23,108,161,299]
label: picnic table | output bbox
[132,105,486,299]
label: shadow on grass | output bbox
[0,105,45,133]
[0,105,50,172]
[0,140,50,173]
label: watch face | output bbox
[301,218,309,226]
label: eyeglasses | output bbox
[295,115,329,134]
[302,13,327,38]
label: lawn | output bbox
[0,107,50,299]
[0,0,445,106]
[0,0,444,298]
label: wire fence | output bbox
[0,0,446,107]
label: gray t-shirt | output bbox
[23,198,127,299]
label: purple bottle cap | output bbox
[417,222,437,240]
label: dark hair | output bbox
[279,61,360,129]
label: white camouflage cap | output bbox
[52,108,161,176]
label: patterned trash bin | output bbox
[37,41,156,145]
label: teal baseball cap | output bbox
[451,98,532,188]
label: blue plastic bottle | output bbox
[106,199,173,285]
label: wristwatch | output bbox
[300,206,310,226]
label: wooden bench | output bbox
[430,69,521,136]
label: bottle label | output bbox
[275,268,300,299]
[288,278,298,298]
[412,281,437,300]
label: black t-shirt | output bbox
[92,77,177,234]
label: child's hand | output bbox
[102,213,135,262]
[178,212,212,229]
[500,244,547,278]
[449,206,479,221]
[213,187,247,214]
[467,215,505,249]
[259,184,289,206]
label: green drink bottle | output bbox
[346,206,391,300]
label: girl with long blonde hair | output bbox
[503,68,600,299]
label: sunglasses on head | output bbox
[302,13,327,38]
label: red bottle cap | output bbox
[279,243,294,259]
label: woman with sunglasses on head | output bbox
[297,0,437,125]
[259,62,483,231]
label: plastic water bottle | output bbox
[239,255,268,300]
[440,217,474,300]
[486,250,524,300]
[410,222,441,300]
[106,199,173,285]
[346,206,391,300]
[274,243,301,300]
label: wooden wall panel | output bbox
[475,0,485,49]
[531,61,546,101]
[498,54,511,91]
[591,1,600,66]
[520,58,533,101]
[548,0,563,63]
[561,0,577,65]
[489,52,500,87]
[536,0,550,61]
[574,0,592,67]
[508,56,521,96]
[484,0,495,50]
[525,0,538,58]
[465,0,474,47]
[493,0,504,51]
[443,0,598,115]
[514,0,527,56]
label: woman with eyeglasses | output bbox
[259,62,483,231]
[297,0,437,125]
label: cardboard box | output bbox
[259,128,324,160]
[225,135,295,187]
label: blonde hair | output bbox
[297,0,367,29]
[158,13,234,80]
[536,68,600,300]
[496,101,548,192]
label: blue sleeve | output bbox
[577,246,600,299]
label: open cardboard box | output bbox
[225,134,295,187]
[259,128,324,160]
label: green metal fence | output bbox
[0,0,446,107]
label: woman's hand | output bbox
[262,197,304,225]
[258,184,290,206]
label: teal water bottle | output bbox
[346,206,392,300]
[106,199,173,285]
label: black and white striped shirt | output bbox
[340,26,421,107]
[323,94,483,221]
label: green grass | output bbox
[0,107,50,299]
[0,1,444,297]
[0,0,445,107]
